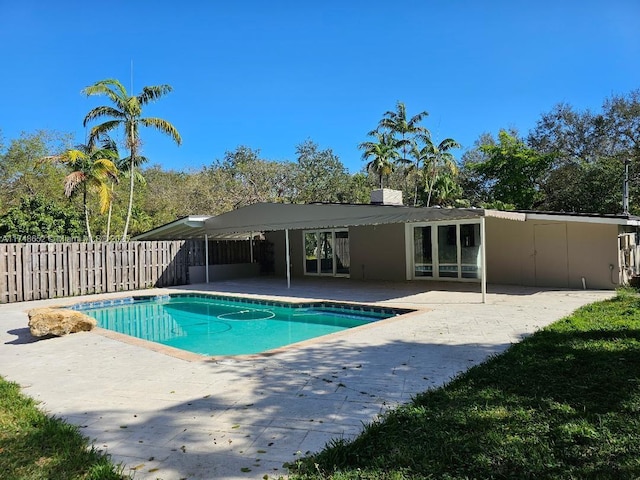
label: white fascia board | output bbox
[525,213,640,226]
[184,216,211,228]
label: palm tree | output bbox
[430,160,462,206]
[105,153,147,242]
[83,78,181,241]
[44,141,118,242]
[420,138,461,206]
[378,101,430,205]
[359,131,399,188]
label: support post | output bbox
[250,232,254,263]
[204,234,209,284]
[285,228,291,289]
[481,217,487,304]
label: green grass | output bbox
[289,289,640,479]
[0,377,127,480]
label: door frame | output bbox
[405,219,483,283]
[303,229,350,277]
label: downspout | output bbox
[285,228,291,289]
[481,217,487,304]
[204,234,209,284]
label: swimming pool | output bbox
[73,294,413,356]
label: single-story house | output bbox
[134,189,640,297]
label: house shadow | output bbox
[166,276,581,304]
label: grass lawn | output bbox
[0,377,126,480]
[288,289,640,479]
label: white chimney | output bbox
[370,188,403,206]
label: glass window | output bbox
[413,222,482,281]
[438,225,458,278]
[305,232,318,274]
[460,224,481,279]
[320,231,334,274]
[304,230,349,276]
[335,231,350,275]
[414,226,432,277]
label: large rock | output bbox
[28,308,97,337]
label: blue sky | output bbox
[1,1,639,173]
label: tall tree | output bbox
[415,137,461,206]
[83,79,181,241]
[377,101,429,204]
[217,146,298,207]
[469,130,553,210]
[294,140,350,203]
[43,140,118,241]
[527,95,640,213]
[0,130,72,214]
[359,131,399,188]
[0,194,84,241]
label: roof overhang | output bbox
[203,203,524,237]
[140,204,640,242]
[132,216,211,240]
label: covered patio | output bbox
[136,202,639,293]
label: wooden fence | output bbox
[0,239,274,304]
[0,241,193,303]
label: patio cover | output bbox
[203,203,525,237]
[202,203,522,301]
[132,215,211,240]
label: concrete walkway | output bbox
[0,279,615,480]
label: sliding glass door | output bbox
[413,226,433,277]
[412,221,481,281]
[304,229,350,277]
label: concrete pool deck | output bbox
[0,278,615,479]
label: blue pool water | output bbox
[73,294,413,356]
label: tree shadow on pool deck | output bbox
[37,336,512,479]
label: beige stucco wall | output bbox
[266,224,407,281]
[349,224,407,281]
[266,218,620,289]
[265,230,284,277]
[486,217,619,289]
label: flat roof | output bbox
[133,203,639,241]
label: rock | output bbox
[28,308,97,337]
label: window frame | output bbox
[406,220,483,282]
[303,229,350,277]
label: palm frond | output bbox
[140,117,182,145]
[96,181,113,214]
[84,107,125,127]
[98,136,119,153]
[64,171,86,197]
[138,85,173,105]
[61,149,89,165]
[438,138,462,151]
[88,121,122,144]
[409,111,429,126]
[82,79,128,108]
[93,158,119,178]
